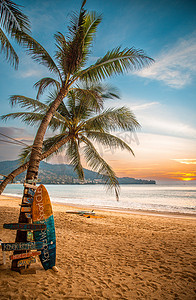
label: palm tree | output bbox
[6,0,153,271]
[0,0,30,68]
[12,0,153,187]
[1,83,140,199]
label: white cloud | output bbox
[131,102,159,111]
[15,55,50,79]
[135,33,196,88]
[19,69,44,78]
[139,114,196,139]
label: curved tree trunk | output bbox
[0,135,71,195]
[12,89,68,271]
[0,162,29,195]
[25,90,67,181]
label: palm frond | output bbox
[47,91,71,121]
[0,27,18,68]
[74,47,154,82]
[54,32,68,76]
[19,145,32,164]
[80,135,120,200]
[12,30,62,80]
[56,101,71,120]
[72,85,103,112]
[42,133,68,153]
[1,111,64,130]
[9,95,68,125]
[81,11,102,64]
[34,77,61,99]
[85,131,135,156]
[84,107,140,132]
[0,0,31,34]
[66,139,84,180]
[1,112,44,126]
[9,95,47,111]
[63,1,87,75]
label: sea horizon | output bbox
[3,183,196,216]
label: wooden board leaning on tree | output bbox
[1,241,44,251]
[20,206,31,213]
[23,196,34,204]
[17,257,36,267]
[3,223,46,231]
[10,251,41,260]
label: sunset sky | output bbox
[0,0,195,184]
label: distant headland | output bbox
[0,160,156,185]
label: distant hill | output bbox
[0,160,156,184]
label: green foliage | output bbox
[0,27,18,68]
[80,135,120,200]
[0,0,30,34]
[2,83,140,200]
[0,0,30,68]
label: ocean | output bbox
[3,183,196,215]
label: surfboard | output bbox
[81,214,103,218]
[1,241,44,251]
[32,184,56,270]
[3,223,46,231]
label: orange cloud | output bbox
[172,159,196,165]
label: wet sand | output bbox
[0,195,195,299]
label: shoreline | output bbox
[1,194,196,220]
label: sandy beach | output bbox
[0,195,195,299]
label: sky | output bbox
[0,0,196,184]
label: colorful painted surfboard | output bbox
[10,251,41,260]
[17,257,36,267]
[3,223,46,231]
[1,241,44,251]
[32,184,56,270]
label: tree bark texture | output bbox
[0,162,29,195]
[26,90,67,181]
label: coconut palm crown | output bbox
[2,83,140,200]
[0,0,31,68]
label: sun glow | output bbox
[181,177,195,181]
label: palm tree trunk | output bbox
[12,89,68,271]
[0,162,29,195]
[0,135,71,195]
[25,91,67,181]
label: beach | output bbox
[0,195,195,299]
